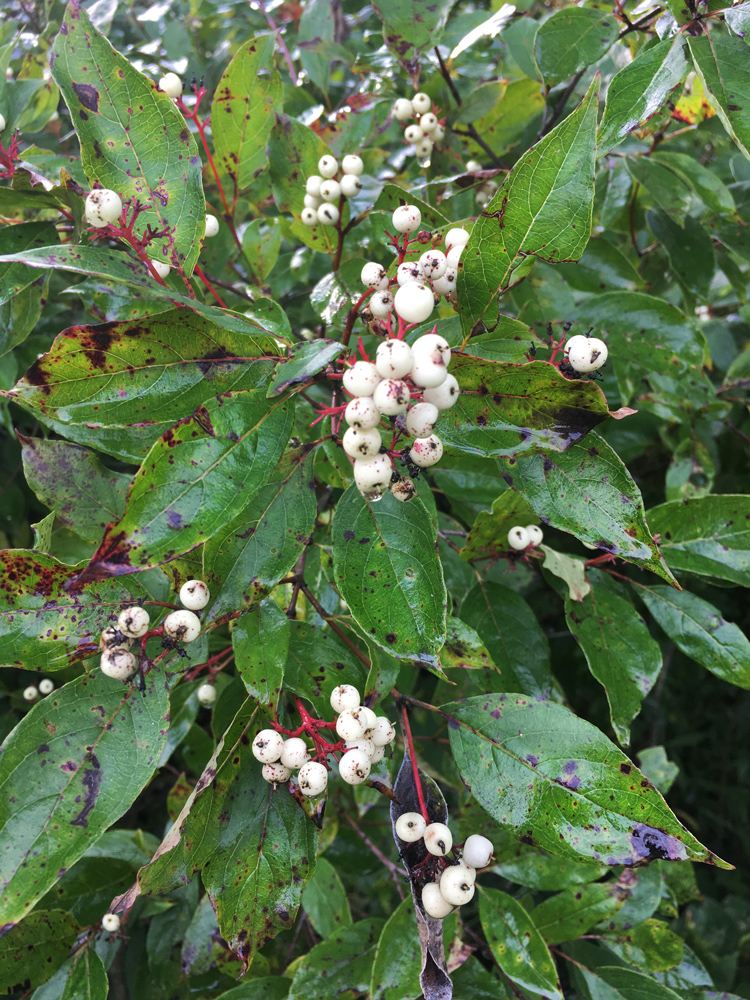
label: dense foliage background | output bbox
[1,0,750,996]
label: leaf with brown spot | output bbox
[0,910,80,993]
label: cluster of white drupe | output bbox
[251,683,396,794]
[22,677,55,703]
[395,812,494,918]
[392,92,445,159]
[99,580,210,683]
[301,153,364,228]
[507,524,544,551]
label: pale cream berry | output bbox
[339,747,371,784]
[526,525,544,546]
[204,214,219,237]
[566,335,608,373]
[508,526,530,551]
[159,72,182,98]
[331,683,361,713]
[163,610,201,643]
[439,865,475,906]
[100,649,138,682]
[343,426,382,460]
[353,704,377,735]
[432,267,457,296]
[370,290,395,318]
[317,203,340,226]
[263,761,292,785]
[301,207,318,226]
[38,678,55,695]
[342,154,364,175]
[298,761,328,796]
[196,683,217,706]
[392,205,422,234]
[413,333,451,366]
[180,579,210,610]
[343,738,375,759]
[463,833,494,868]
[396,261,425,286]
[22,685,39,702]
[419,249,447,280]
[406,402,439,438]
[446,245,463,268]
[466,160,483,172]
[340,174,362,198]
[424,822,453,856]
[432,123,445,141]
[376,339,414,379]
[319,178,341,202]
[410,435,443,468]
[414,138,434,158]
[318,154,338,178]
[336,709,367,741]
[343,361,380,397]
[306,175,323,197]
[118,607,150,638]
[0,113,6,132]
[404,124,424,144]
[279,737,311,769]
[420,112,438,132]
[85,188,122,228]
[150,260,171,279]
[392,98,414,120]
[370,743,386,762]
[396,811,427,842]
[445,228,470,249]
[353,455,393,496]
[458,858,477,883]
[304,193,320,209]
[394,283,434,324]
[370,717,396,746]
[102,913,121,932]
[361,261,389,290]
[422,881,454,919]
[100,626,133,651]
[422,373,460,410]
[411,360,448,389]
[345,397,380,430]
[252,729,284,763]
[412,92,431,115]
[390,477,417,502]
[373,378,410,416]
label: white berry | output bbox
[344,738,375,759]
[414,137,434,158]
[466,160,483,172]
[343,361,380,397]
[330,683,361,713]
[301,207,318,226]
[410,434,443,468]
[345,397,381,430]
[318,154,338,178]
[319,179,341,202]
[336,709,367,741]
[370,290,395,318]
[394,283,434,324]
[370,717,396,746]
[159,72,182,98]
[339,748,371,785]
[392,205,422,234]
[204,214,219,238]
[263,761,292,785]
[458,858,477,883]
[463,833,494,868]
[0,113,6,132]
[22,685,39,702]
[197,683,217,706]
[85,188,123,228]
[361,262,389,290]
[306,175,323,197]
[342,154,364,175]
[100,649,138,681]
[445,228,470,249]
[411,360,448,389]
[279,737,310,769]
[118,607,150,638]
[508,526,530,551]
[396,261,424,286]
[150,260,171,279]
[475,189,489,207]
[432,123,445,141]
[446,245,463,268]
[395,811,427,842]
[354,704,377,735]
[353,455,393,496]
[343,425,382,459]
[412,92,431,115]
[102,913,120,933]
[420,113,438,132]
[404,124,424,144]
[340,174,362,198]
[424,822,453,856]
[373,378,410,416]
[406,402,439,438]
[304,193,320,209]
[566,335,608,373]
[298,761,328,796]
[422,373,460,410]
[371,744,386,762]
[432,267,457,296]
[163,609,201,643]
[393,98,414,120]
[422,881,454,919]
[526,525,544,546]
[317,203,339,226]
[419,250,447,280]
[390,477,417,502]
[414,333,450,363]
[38,678,55,695]
[100,626,133,651]
[180,579,210,610]
[252,729,284,763]
[376,339,414,379]
[439,865,475,906]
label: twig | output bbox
[538,69,585,139]
[399,704,430,823]
[343,813,406,899]
[433,46,504,168]
[298,582,372,669]
[254,0,298,85]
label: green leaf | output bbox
[370,896,422,1000]
[462,488,537,562]
[650,151,735,214]
[203,448,317,624]
[268,114,340,257]
[60,948,109,1000]
[534,9,619,87]
[637,585,750,689]
[541,546,591,602]
[301,856,352,939]
[531,881,627,945]
[268,339,345,397]
[243,219,282,283]
[50,2,204,274]
[0,245,290,341]
[215,980,291,1000]
[637,746,679,795]
[0,910,80,992]
[647,210,715,300]
[284,621,369,708]
[371,0,456,69]
[458,76,599,336]
[499,432,676,584]
[468,78,545,157]
[597,37,689,153]
[211,35,282,197]
[565,569,663,746]
[439,356,619,458]
[646,495,750,587]
[77,392,294,579]
[441,616,497,671]
[503,17,542,81]
[626,156,693,226]
[573,963,685,1000]
[726,1,750,40]
[603,919,684,972]
[0,220,59,307]
[494,849,607,890]
[687,33,750,161]
[38,855,136,924]
[0,669,169,927]
[332,487,446,664]
[459,581,553,697]
[462,315,541,364]
[298,0,335,92]
[479,886,563,999]
[442,693,729,867]
[233,600,290,709]
[288,918,383,1000]
[0,550,148,671]
[20,437,130,543]
[664,438,715,503]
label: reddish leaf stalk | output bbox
[400,704,430,824]
[194,265,228,308]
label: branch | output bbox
[538,69,585,139]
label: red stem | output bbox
[400,704,430,823]
[194,265,228,307]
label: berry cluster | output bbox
[392,92,445,160]
[251,683,395,795]
[22,678,55,703]
[507,524,544,551]
[301,154,364,228]
[99,579,209,682]
[395,812,494,918]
